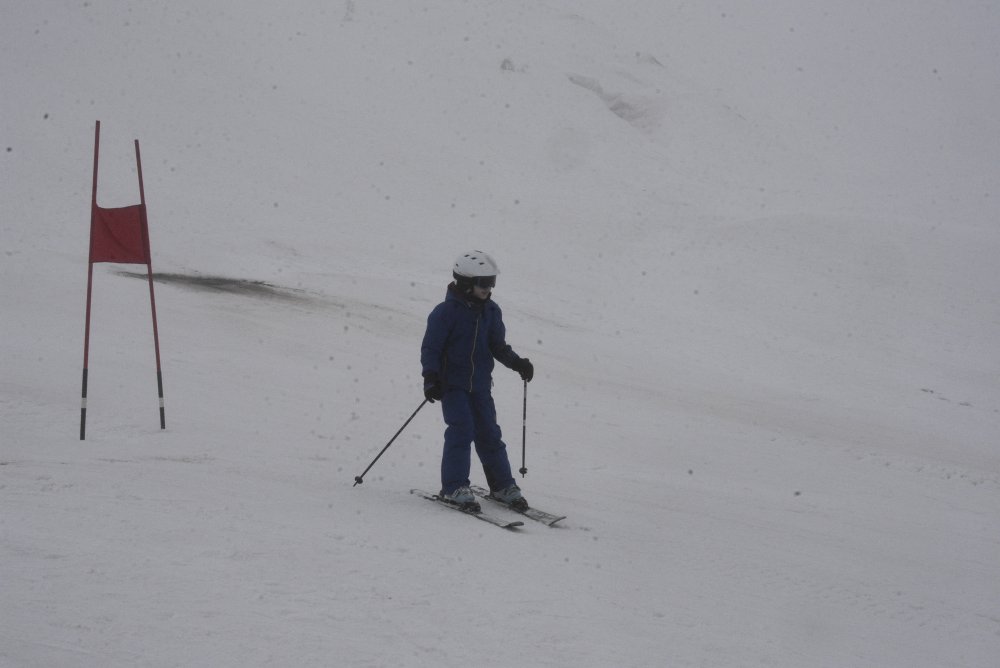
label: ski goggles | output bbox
[472,275,496,289]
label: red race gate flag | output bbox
[81,121,165,439]
[89,204,150,264]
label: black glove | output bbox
[423,373,443,402]
[513,358,534,382]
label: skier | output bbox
[421,250,534,512]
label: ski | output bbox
[470,485,567,526]
[410,489,524,530]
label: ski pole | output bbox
[519,379,528,477]
[353,399,428,486]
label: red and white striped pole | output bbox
[135,138,166,431]
[79,121,101,440]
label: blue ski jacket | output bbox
[421,285,523,393]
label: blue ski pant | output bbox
[439,389,515,496]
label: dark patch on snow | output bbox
[116,271,309,302]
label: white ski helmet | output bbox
[453,250,499,289]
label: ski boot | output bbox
[491,484,529,512]
[442,486,481,512]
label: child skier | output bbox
[421,250,534,511]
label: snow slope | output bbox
[2,2,999,666]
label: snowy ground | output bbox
[2,2,999,667]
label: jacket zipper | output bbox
[468,313,481,392]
